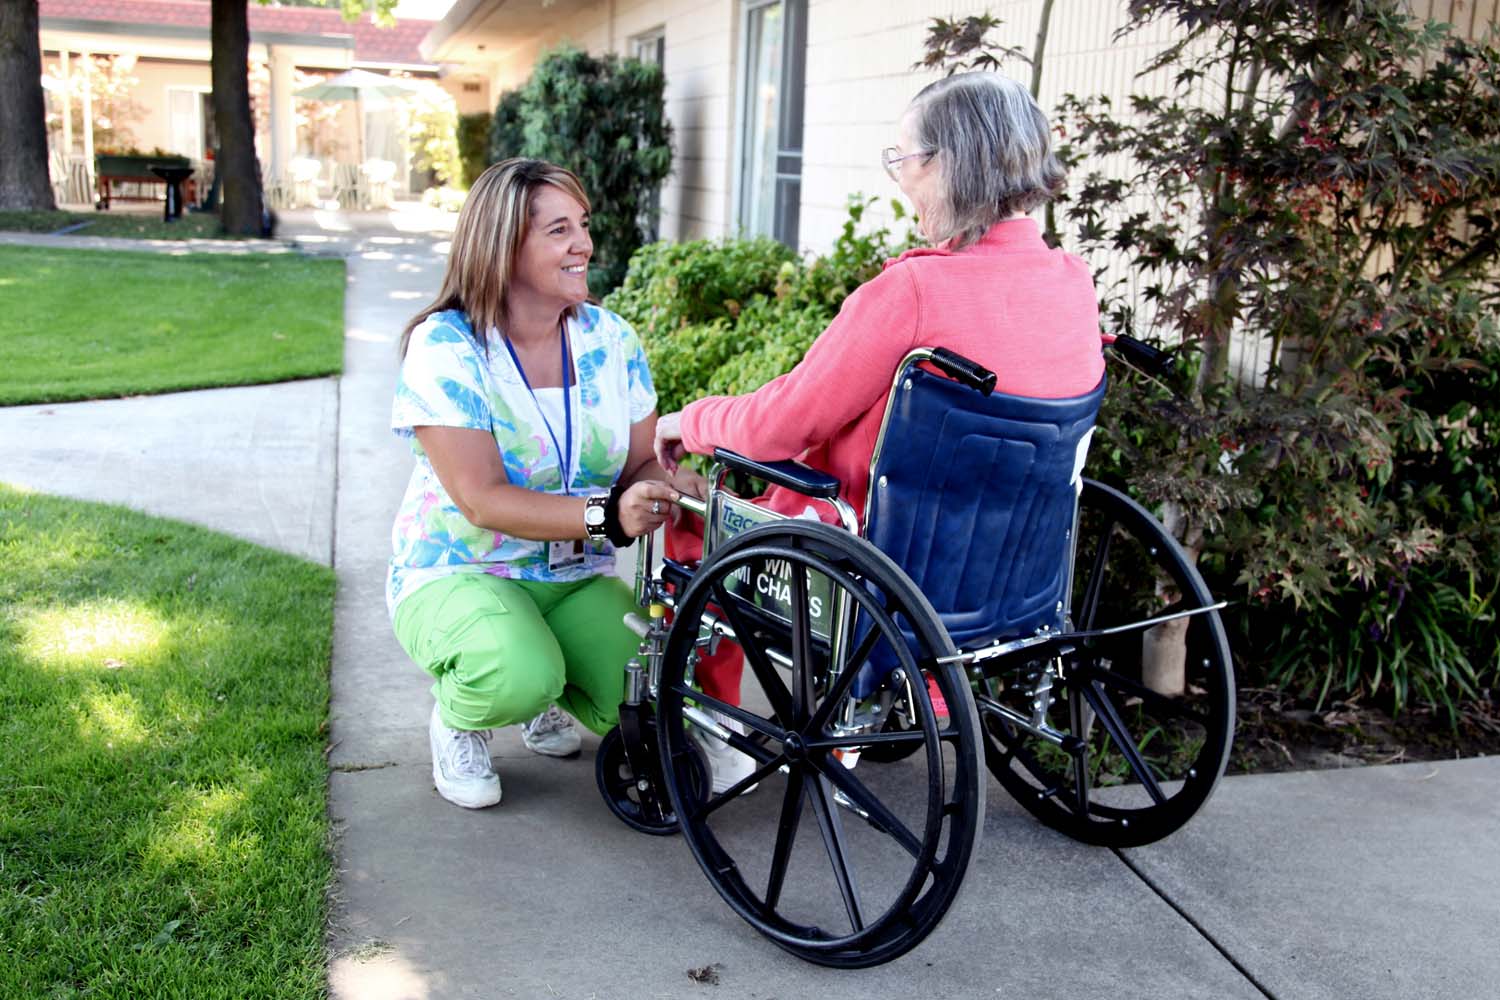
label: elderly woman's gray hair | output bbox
[907,72,1065,249]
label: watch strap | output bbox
[603,484,632,548]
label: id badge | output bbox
[549,539,587,571]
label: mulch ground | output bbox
[1229,687,1500,774]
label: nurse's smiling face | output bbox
[512,185,593,308]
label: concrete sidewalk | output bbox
[4,213,1496,1000]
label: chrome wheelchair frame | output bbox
[593,338,1236,968]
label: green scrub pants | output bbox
[392,572,637,735]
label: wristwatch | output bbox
[584,494,609,539]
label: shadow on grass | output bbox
[0,485,335,998]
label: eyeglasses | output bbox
[881,146,934,181]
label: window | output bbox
[167,87,208,159]
[629,26,667,239]
[630,26,666,67]
[737,0,806,246]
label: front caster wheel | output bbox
[595,724,708,836]
[658,520,984,968]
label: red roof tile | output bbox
[39,0,437,67]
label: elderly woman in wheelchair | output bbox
[596,72,1236,969]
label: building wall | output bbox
[129,57,212,156]
[490,0,1178,251]
[464,0,735,242]
[456,0,1495,251]
[439,73,491,116]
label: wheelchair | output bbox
[594,339,1236,968]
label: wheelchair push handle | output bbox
[928,348,997,396]
[1106,333,1177,379]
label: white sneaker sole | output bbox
[522,734,581,758]
[431,760,501,809]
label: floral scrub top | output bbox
[387,304,657,615]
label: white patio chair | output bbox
[289,157,322,208]
[262,163,292,210]
[66,155,94,205]
[332,163,362,210]
[48,148,69,206]
[361,159,397,210]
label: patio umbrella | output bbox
[294,68,420,165]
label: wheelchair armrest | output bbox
[712,448,841,499]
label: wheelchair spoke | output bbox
[669,684,787,745]
[764,767,806,910]
[712,583,796,724]
[1081,681,1166,805]
[696,754,791,820]
[1077,519,1115,631]
[790,565,815,719]
[811,756,924,860]
[807,621,884,734]
[1076,661,1212,727]
[806,729,926,751]
[1069,689,1093,819]
[806,772,866,933]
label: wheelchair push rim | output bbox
[656,520,986,968]
[981,478,1236,848]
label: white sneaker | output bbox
[690,709,759,795]
[521,704,582,758]
[429,704,501,809]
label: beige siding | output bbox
[464,0,1495,253]
[440,75,492,116]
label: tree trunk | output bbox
[1142,617,1189,697]
[211,0,265,235]
[1142,500,1203,696]
[0,0,57,211]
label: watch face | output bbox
[584,503,606,526]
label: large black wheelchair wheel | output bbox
[656,520,985,968]
[980,479,1235,848]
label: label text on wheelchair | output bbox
[725,560,825,619]
[712,496,834,641]
[720,507,761,535]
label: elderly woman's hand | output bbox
[653,411,687,475]
[669,464,708,501]
[618,480,679,539]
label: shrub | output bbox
[1053,1,1500,714]
[421,185,467,213]
[606,195,917,415]
[488,46,672,294]
[488,88,525,163]
[402,79,462,187]
[456,111,490,188]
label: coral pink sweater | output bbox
[680,217,1106,521]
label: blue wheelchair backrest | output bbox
[864,361,1106,652]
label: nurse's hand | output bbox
[618,480,678,538]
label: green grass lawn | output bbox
[0,245,344,405]
[0,485,335,999]
[0,209,242,241]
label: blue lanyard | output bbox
[502,325,573,495]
